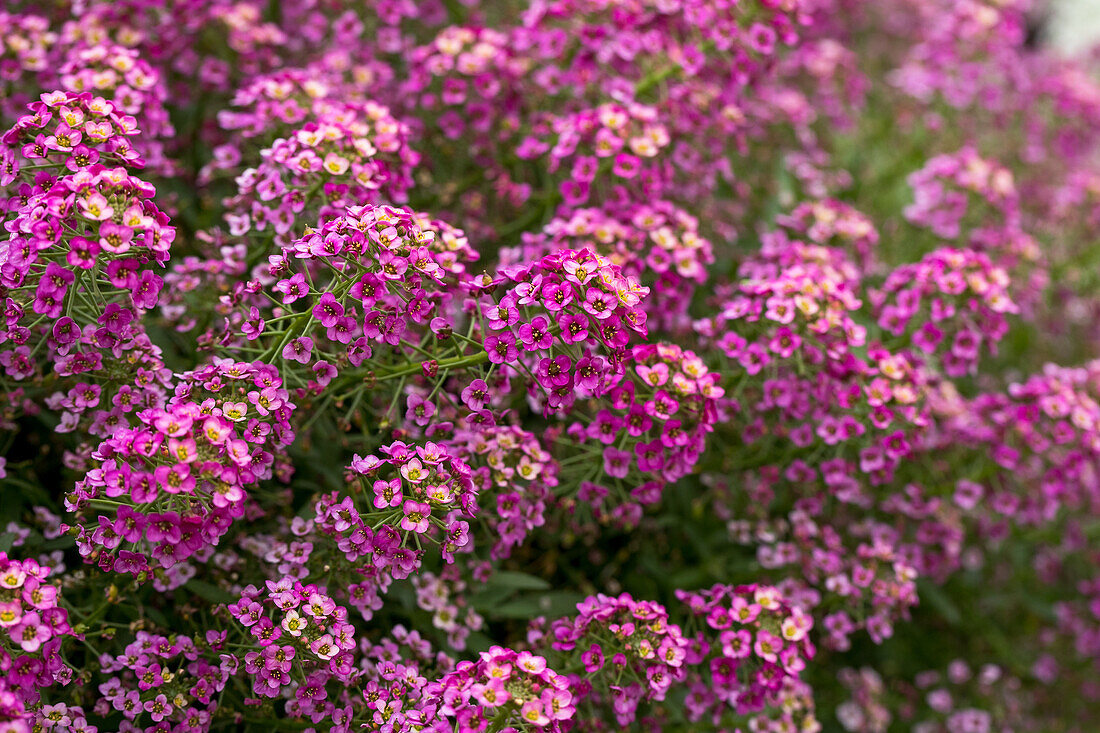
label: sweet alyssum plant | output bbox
[3,0,1100,731]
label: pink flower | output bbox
[558,312,590,344]
[516,651,548,674]
[281,610,307,637]
[472,679,509,707]
[312,292,344,328]
[636,363,669,387]
[720,627,753,659]
[574,355,608,391]
[12,612,50,652]
[461,379,490,410]
[582,289,617,319]
[144,693,173,722]
[98,222,134,254]
[603,448,632,479]
[542,687,575,721]
[401,500,431,533]
[658,638,685,667]
[954,479,985,511]
[519,316,554,351]
[282,336,314,364]
[521,700,551,727]
[405,394,436,427]
[0,600,22,628]
[275,273,308,304]
[612,153,640,178]
[78,192,114,221]
[45,123,81,152]
[485,333,519,364]
[306,593,336,619]
[582,644,605,672]
[310,634,337,660]
[373,479,402,509]
[754,629,782,664]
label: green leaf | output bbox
[463,631,494,654]
[917,579,961,626]
[468,585,518,610]
[487,570,551,591]
[43,536,76,551]
[493,591,584,619]
[0,532,14,554]
[184,580,236,605]
[144,605,170,628]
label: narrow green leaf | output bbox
[493,591,584,619]
[184,580,236,605]
[488,570,551,591]
[917,579,961,626]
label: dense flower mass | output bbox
[5,0,1100,731]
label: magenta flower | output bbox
[612,152,640,178]
[575,355,607,391]
[98,222,134,254]
[602,447,632,479]
[401,500,431,533]
[312,292,344,328]
[518,315,553,351]
[45,122,81,151]
[275,273,309,304]
[537,355,573,388]
[472,679,509,707]
[65,143,99,171]
[461,379,490,410]
[405,394,436,427]
[282,336,314,364]
[12,611,50,652]
[485,333,519,364]
[582,644,605,673]
[558,312,590,344]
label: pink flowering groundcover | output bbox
[1,0,1098,731]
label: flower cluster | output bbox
[542,592,689,727]
[483,248,650,413]
[562,341,722,520]
[0,12,57,122]
[697,237,867,372]
[0,552,72,725]
[452,424,555,559]
[427,646,574,731]
[729,506,921,648]
[216,203,476,397]
[775,199,879,268]
[675,583,818,725]
[873,247,1018,376]
[56,43,175,173]
[9,1,1100,731]
[401,26,525,150]
[519,102,670,209]
[69,360,296,577]
[836,661,1039,733]
[508,200,714,330]
[96,630,224,731]
[219,100,418,243]
[342,438,478,563]
[412,569,485,651]
[1,92,173,391]
[228,580,357,704]
[904,147,1020,241]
